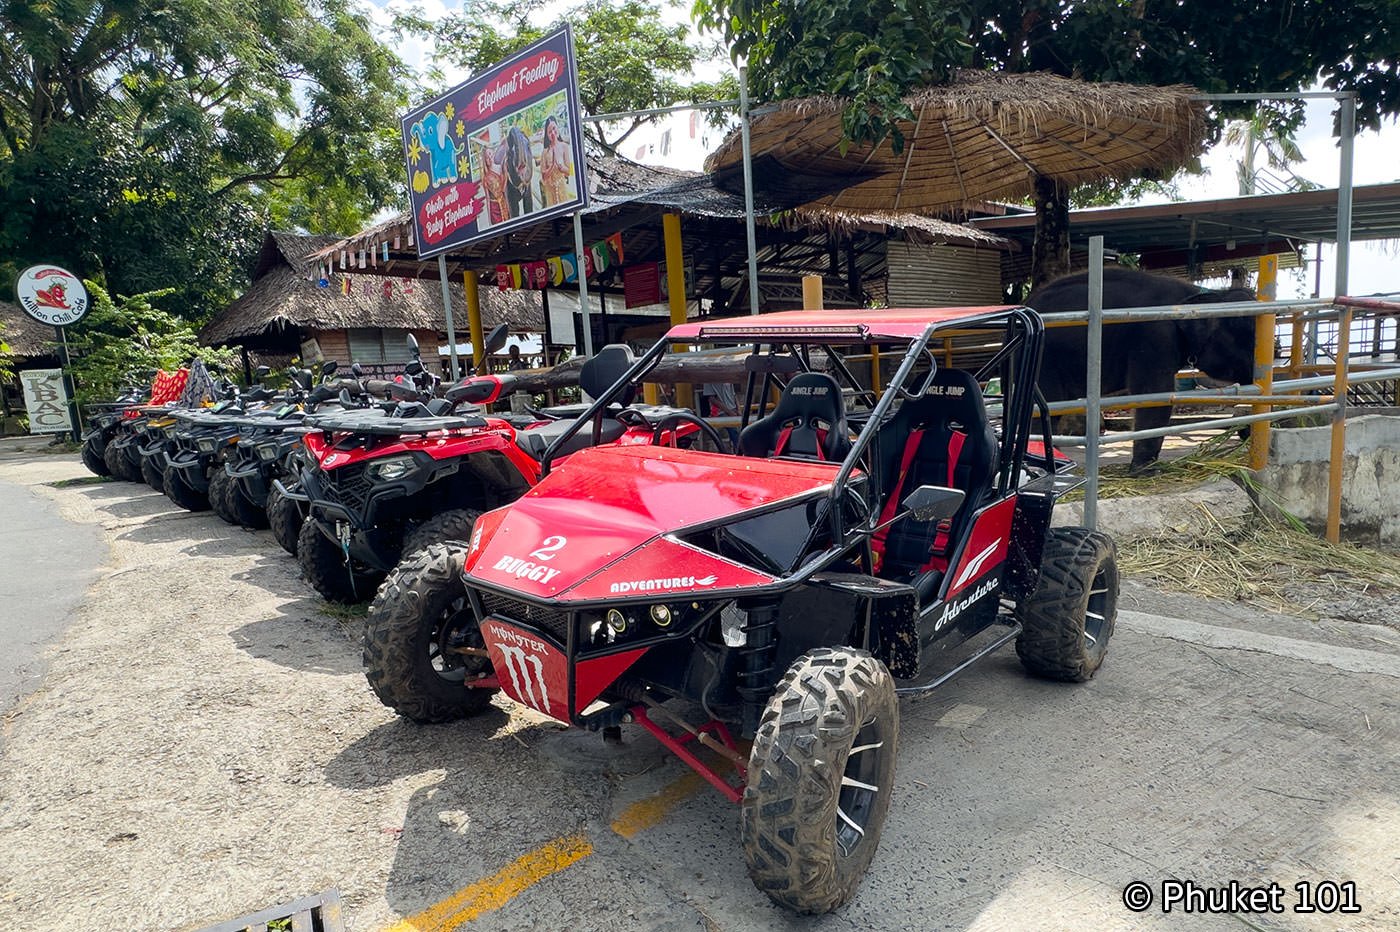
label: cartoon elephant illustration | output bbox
[412,111,458,188]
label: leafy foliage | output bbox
[65,281,237,405]
[697,0,1400,152]
[0,0,408,310]
[398,0,721,153]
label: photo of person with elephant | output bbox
[464,90,579,231]
[400,26,588,258]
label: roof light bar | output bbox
[695,324,869,339]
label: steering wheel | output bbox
[615,407,654,430]
[651,411,729,454]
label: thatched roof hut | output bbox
[0,300,58,360]
[707,71,1207,215]
[200,232,543,350]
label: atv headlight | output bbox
[256,443,280,461]
[368,454,416,482]
[648,604,673,627]
[197,437,217,453]
[164,425,179,437]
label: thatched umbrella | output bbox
[706,71,1207,266]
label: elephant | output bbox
[1026,267,1257,470]
[505,124,534,216]
[412,111,458,188]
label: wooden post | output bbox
[802,275,824,310]
[1326,307,1351,543]
[663,213,692,409]
[870,346,882,393]
[463,270,486,376]
[1248,308,1276,470]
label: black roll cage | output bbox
[540,306,1049,573]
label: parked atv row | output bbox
[79,305,1119,917]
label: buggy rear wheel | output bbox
[163,462,209,511]
[267,483,303,555]
[741,647,898,914]
[208,467,237,524]
[363,542,497,722]
[1015,526,1118,682]
[82,437,110,477]
[297,519,383,604]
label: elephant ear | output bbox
[438,114,450,149]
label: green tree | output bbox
[398,0,721,154]
[694,0,1400,283]
[0,0,407,309]
[65,281,237,406]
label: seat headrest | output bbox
[772,372,845,424]
[578,344,637,403]
[906,368,986,430]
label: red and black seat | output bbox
[738,372,850,461]
[874,368,998,599]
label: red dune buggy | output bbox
[362,305,1118,912]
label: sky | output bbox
[369,0,1398,301]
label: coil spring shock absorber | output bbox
[734,601,779,737]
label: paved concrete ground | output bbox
[0,444,105,741]
[0,449,1396,932]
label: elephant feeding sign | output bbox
[401,27,589,259]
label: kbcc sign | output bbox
[21,369,74,434]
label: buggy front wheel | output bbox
[363,542,497,722]
[741,647,898,913]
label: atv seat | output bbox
[738,372,850,461]
[874,368,997,602]
[515,417,627,459]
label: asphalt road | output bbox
[0,465,104,732]
[0,450,1397,932]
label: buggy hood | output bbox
[464,445,842,602]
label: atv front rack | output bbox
[305,413,487,435]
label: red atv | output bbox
[361,306,1116,912]
[289,343,710,602]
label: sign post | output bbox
[15,265,89,441]
[400,26,590,357]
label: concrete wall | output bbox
[1255,410,1400,546]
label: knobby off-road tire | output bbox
[104,442,140,482]
[225,478,270,529]
[363,542,497,723]
[1015,526,1119,682]
[266,483,303,555]
[297,519,384,604]
[82,437,110,477]
[208,467,237,524]
[741,647,899,914]
[140,452,166,491]
[401,508,482,561]
[163,461,210,511]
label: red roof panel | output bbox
[667,306,1019,342]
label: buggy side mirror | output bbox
[321,360,338,379]
[901,485,964,523]
[351,362,364,377]
[254,365,271,380]
[407,333,420,357]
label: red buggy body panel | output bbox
[464,445,843,602]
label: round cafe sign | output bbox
[16,265,89,327]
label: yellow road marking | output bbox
[610,770,710,839]
[383,833,593,932]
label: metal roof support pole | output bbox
[574,211,594,362]
[740,65,760,315]
[1084,235,1105,530]
[1335,95,1356,301]
[436,254,461,382]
